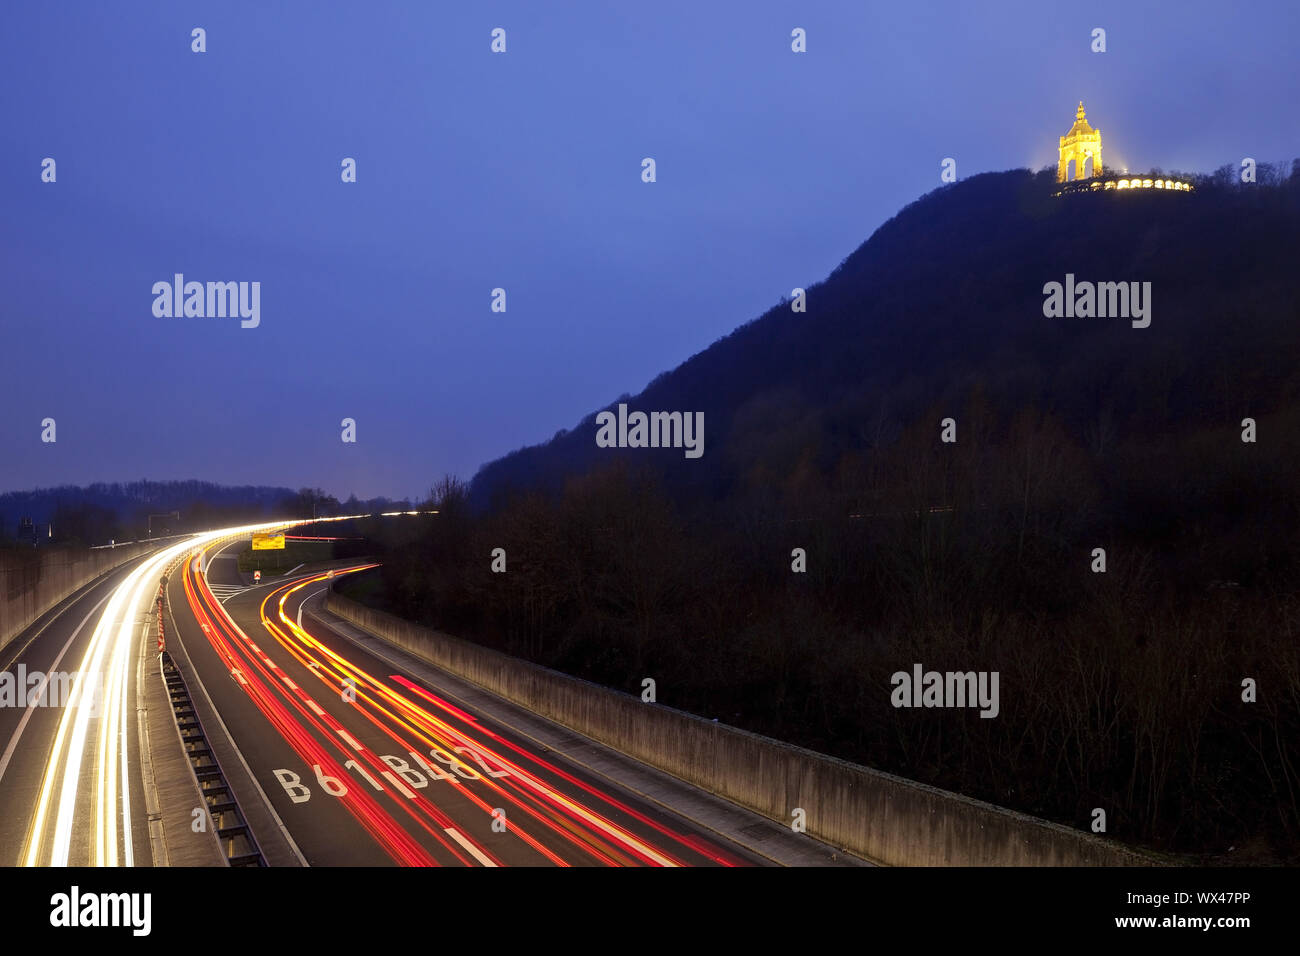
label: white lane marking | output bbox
[381,771,417,798]
[207,584,249,605]
[231,669,248,685]
[444,827,497,867]
[337,729,363,750]
[306,700,326,716]
[300,589,684,867]
[282,678,298,691]
[286,564,304,575]
[298,584,330,632]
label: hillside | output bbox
[471,166,1300,509]
[360,165,1300,860]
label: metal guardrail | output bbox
[160,650,266,867]
[89,532,196,550]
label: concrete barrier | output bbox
[326,590,1162,866]
[1,543,157,653]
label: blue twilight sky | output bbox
[2,1,1297,500]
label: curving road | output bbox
[1,523,862,867]
[179,536,781,866]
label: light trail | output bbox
[21,517,332,867]
[183,554,445,865]
[248,566,745,866]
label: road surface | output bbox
[1,523,864,867]
[181,535,823,865]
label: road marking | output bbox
[164,598,309,868]
[337,729,363,751]
[381,771,417,798]
[301,588,755,865]
[298,584,330,633]
[306,700,326,716]
[231,668,248,685]
[444,827,497,867]
[282,678,298,691]
[208,584,248,604]
[302,592,693,867]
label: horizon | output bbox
[4,1,1298,499]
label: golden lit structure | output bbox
[1055,176,1193,197]
[1050,101,1193,198]
[1057,101,1103,182]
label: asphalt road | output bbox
[0,552,157,866]
[2,528,862,868]
[178,537,773,866]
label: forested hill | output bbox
[470,164,1300,510]
[373,163,1300,860]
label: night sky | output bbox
[3,1,1297,499]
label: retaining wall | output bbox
[1,542,157,653]
[326,590,1160,866]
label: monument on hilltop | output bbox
[1051,102,1194,196]
[1057,102,1103,182]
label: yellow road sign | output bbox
[251,532,285,550]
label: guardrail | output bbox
[160,650,265,867]
[89,532,195,550]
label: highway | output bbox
[0,556,155,866]
[1,522,860,867]
[0,522,303,866]
[178,536,783,866]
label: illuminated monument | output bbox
[1052,102,1193,196]
[1057,102,1103,182]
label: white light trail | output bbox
[22,518,314,866]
